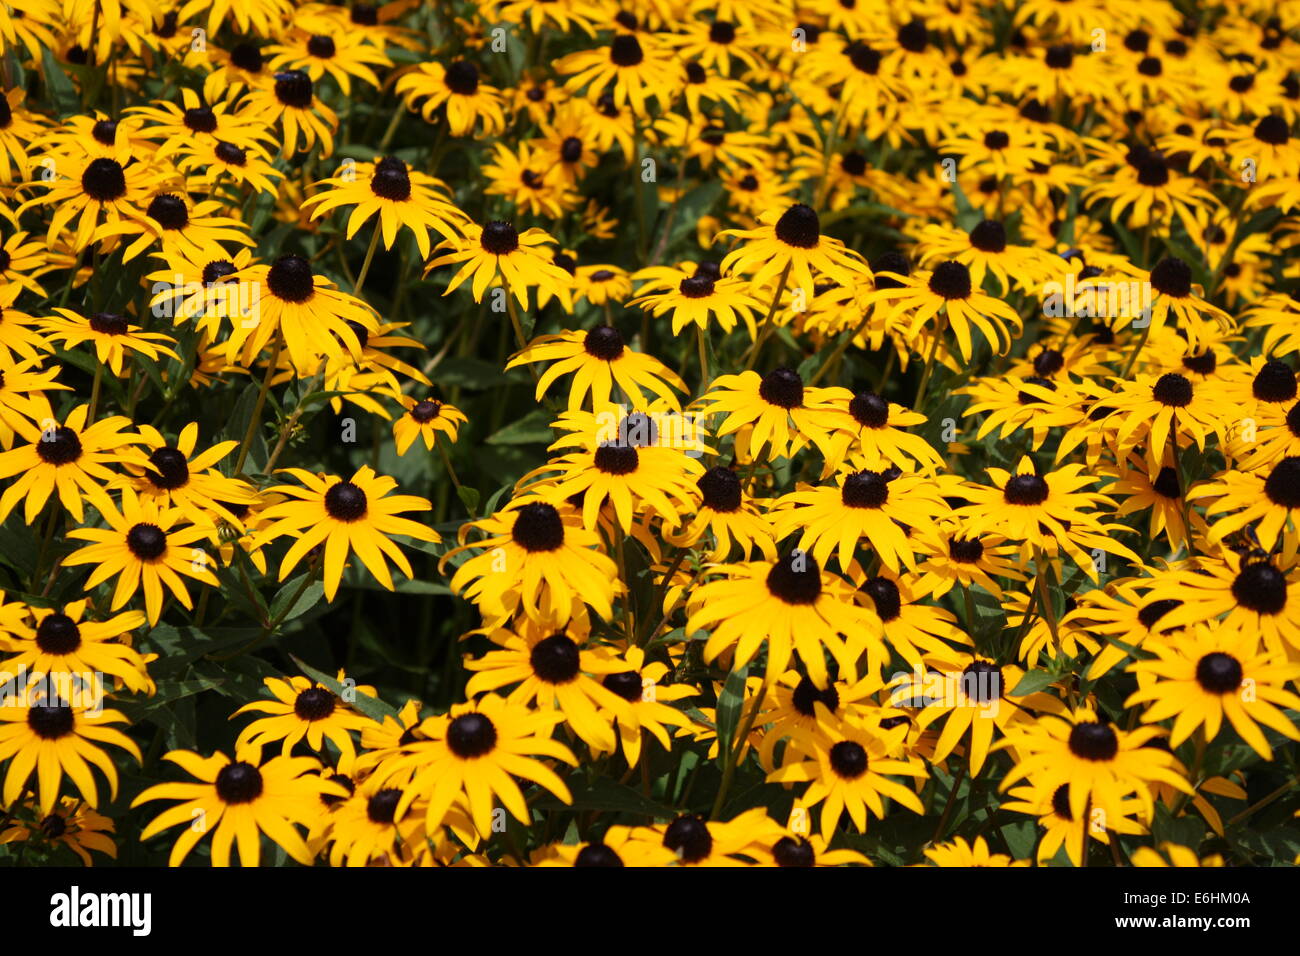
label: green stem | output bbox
[1118,315,1152,379]
[913,313,948,409]
[931,763,967,842]
[377,106,405,153]
[86,363,104,423]
[436,441,474,516]
[742,262,793,372]
[810,305,874,386]
[234,332,283,476]
[353,221,382,298]
[710,680,768,820]
[695,324,709,389]
[1226,779,1297,827]
[212,559,320,661]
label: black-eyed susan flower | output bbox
[664,465,776,560]
[425,220,572,312]
[132,746,344,866]
[1195,455,1300,551]
[0,600,151,695]
[1003,781,1145,867]
[697,367,849,462]
[0,687,140,815]
[1126,623,1300,759]
[767,719,926,841]
[94,191,253,263]
[225,253,378,375]
[914,524,1027,599]
[266,27,392,94]
[464,621,633,752]
[1130,843,1225,867]
[128,87,270,155]
[256,466,436,602]
[822,390,946,476]
[233,673,377,772]
[534,825,679,867]
[860,571,972,671]
[865,259,1024,363]
[591,646,697,767]
[687,551,881,688]
[0,359,69,449]
[395,59,507,137]
[42,308,178,376]
[64,486,219,624]
[920,835,1029,867]
[302,156,467,259]
[772,466,949,573]
[718,203,868,300]
[555,31,681,116]
[318,782,467,867]
[0,285,54,364]
[1103,371,1230,468]
[442,498,617,627]
[650,808,781,866]
[956,456,1139,576]
[0,228,60,297]
[630,262,763,338]
[0,795,117,865]
[20,144,160,251]
[889,653,1065,776]
[508,326,686,412]
[0,401,146,524]
[998,707,1192,825]
[241,69,338,157]
[376,694,576,839]
[392,395,467,456]
[120,422,257,526]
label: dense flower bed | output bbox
[0,0,1298,868]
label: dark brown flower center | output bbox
[1067,721,1118,761]
[81,158,127,202]
[35,613,82,655]
[446,712,497,758]
[1195,652,1243,694]
[512,502,565,552]
[324,481,368,521]
[773,203,820,248]
[294,686,336,720]
[266,254,315,303]
[126,523,167,560]
[215,761,264,803]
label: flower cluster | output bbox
[0,0,1297,869]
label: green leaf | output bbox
[1150,800,1206,851]
[40,49,80,115]
[533,776,674,818]
[269,572,325,623]
[668,179,723,247]
[715,664,749,765]
[950,173,981,232]
[290,655,399,723]
[1010,669,1056,697]
[485,407,554,445]
[1001,819,1039,860]
[456,484,481,515]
